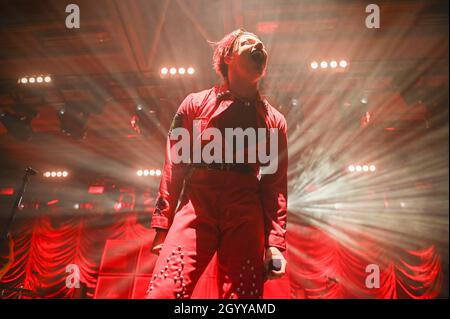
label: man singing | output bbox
[147,29,288,299]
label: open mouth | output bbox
[250,49,266,65]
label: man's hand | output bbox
[264,246,287,280]
[150,230,168,255]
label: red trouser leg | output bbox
[217,177,266,299]
[146,169,265,299]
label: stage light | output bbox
[290,98,299,107]
[169,67,177,75]
[160,67,168,75]
[44,170,69,178]
[47,199,59,206]
[18,75,52,85]
[57,105,89,139]
[330,60,338,68]
[360,93,369,105]
[347,164,377,174]
[132,101,160,136]
[113,202,122,212]
[136,168,162,177]
[0,109,36,140]
[88,185,104,194]
[0,188,14,195]
[320,61,328,69]
[339,60,348,68]
[178,67,186,75]
[310,61,319,69]
[187,67,195,75]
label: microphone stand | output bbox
[1,167,37,242]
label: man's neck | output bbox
[227,75,259,101]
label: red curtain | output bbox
[0,212,443,299]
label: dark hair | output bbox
[210,28,259,79]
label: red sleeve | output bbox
[151,94,194,230]
[259,117,288,251]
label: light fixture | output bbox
[310,60,349,71]
[43,171,69,178]
[57,105,90,139]
[339,60,348,68]
[136,168,162,178]
[160,66,195,77]
[160,67,168,75]
[131,101,160,136]
[0,108,36,140]
[18,75,52,85]
[347,164,377,174]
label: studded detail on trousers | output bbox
[146,169,266,299]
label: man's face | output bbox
[226,33,268,81]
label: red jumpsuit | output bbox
[146,85,288,299]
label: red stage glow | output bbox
[0,213,442,299]
[47,199,59,206]
[0,187,14,195]
[88,185,105,194]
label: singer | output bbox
[146,29,288,299]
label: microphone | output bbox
[26,167,38,176]
[269,259,282,272]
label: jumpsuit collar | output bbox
[207,83,269,131]
[215,82,267,108]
